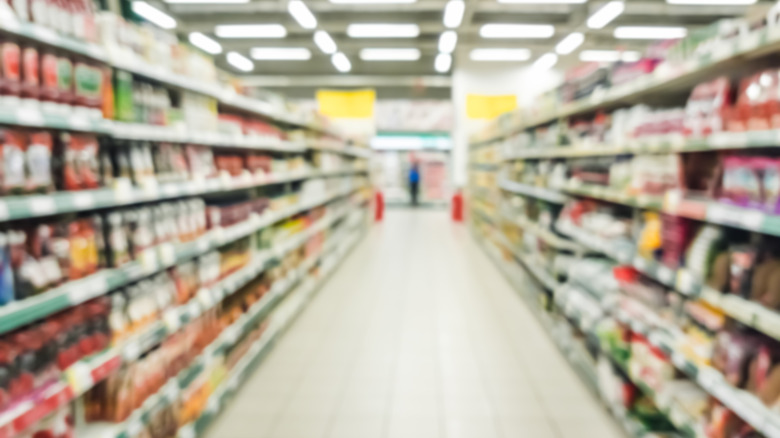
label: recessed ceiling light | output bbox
[332,52,352,72]
[533,52,558,70]
[226,51,253,71]
[666,0,755,4]
[614,26,687,39]
[164,0,248,3]
[347,23,420,38]
[579,49,640,62]
[498,0,585,3]
[288,0,317,29]
[555,32,584,55]
[587,1,624,29]
[215,24,287,38]
[250,48,312,60]
[438,31,457,54]
[189,32,222,54]
[443,0,465,28]
[131,1,176,29]
[330,0,415,3]
[360,48,421,61]
[314,30,337,54]
[479,24,555,39]
[435,53,452,73]
[470,48,531,61]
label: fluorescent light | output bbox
[555,32,584,55]
[332,52,351,72]
[131,2,176,29]
[667,0,755,4]
[188,32,222,54]
[479,24,555,39]
[438,31,457,54]
[250,47,312,60]
[215,24,287,38]
[579,49,640,62]
[330,0,415,3]
[347,23,419,38]
[314,30,337,54]
[164,0,247,3]
[614,26,687,39]
[498,0,585,3]
[288,0,317,29]
[435,53,452,73]
[226,52,253,72]
[532,52,557,70]
[470,48,531,61]
[360,48,420,61]
[443,0,465,28]
[587,1,624,29]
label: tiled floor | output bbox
[205,209,624,438]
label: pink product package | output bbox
[720,156,780,213]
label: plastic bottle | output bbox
[0,233,15,305]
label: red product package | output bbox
[21,46,39,100]
[60,133,99,190]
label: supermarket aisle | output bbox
[205,209,622,438]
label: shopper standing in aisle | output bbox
[409,162,420,206]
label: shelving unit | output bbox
[0,8,374,438]
[468,6,780,438]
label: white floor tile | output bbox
[204,210,623,438]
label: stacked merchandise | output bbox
[468,4,780,438]
[0,3,374,437]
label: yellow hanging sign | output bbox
[466,94,517,119]
[317,89,376,119]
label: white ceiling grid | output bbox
[136,0,770,89]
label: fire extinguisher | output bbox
[452,189,463,222]
[375,190,384,222]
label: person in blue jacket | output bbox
[409,162,420,206]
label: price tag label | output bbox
[179,424,195,438]
[127,418,143,437]
[30,197,56,215]
[162,184,180,197]
[140,178,159,199]
[68,114,89,130]
[0,201,8,220]
[124,341,141,361]
[68,275,107,304]
[165,381,179,402]
[676,269,695,295]
[189,301,201,318]
[17,107,43,126]
[65,362,94,394]
[73,193,94,209]
[633,256,649,272]
[197,288,214,309]
[220,172,234,189]
[197,238,210,253]
[113,178,134,203]
[657,265,674,285]
[206,397,220,414]
[139,248,158,273]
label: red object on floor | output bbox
[452,190,463,222]
[375,190,384,221]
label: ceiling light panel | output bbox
[288,0,317,29]
[226,51,253,71]
[555,32,584,55]
[614,26,687,39]
[579,49,640,62]
[314,30,337,54]
[215,24,287,38]
[498,0,585,3]
[666,0,755,4]
[189,32,222,54]
[533,52,558,70]
[480,24,555,39]
[470,48,531,61]
[332,52,352,72]
[443,0,465,28]
[587,1,624,29]
[360,48,421,61]
[347,23,420,38]
[132,2,176,29]
[330,0,415,3]
[435,53,452,73]
[251,48,312,60]
[438,31,457,54]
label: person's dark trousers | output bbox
[410,181,419,206]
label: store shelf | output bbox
[502,129,780,160]
[0,168,364,223]
[498,178,568,204]
[0,185,361,337]
[505,213,584,252]
[0,106,108,132]
[471,29,780,146]
[493,232,560,291]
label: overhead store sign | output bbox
[316,89,376,119]
[466,94,517,119]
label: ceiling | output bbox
[151,0,770,95]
